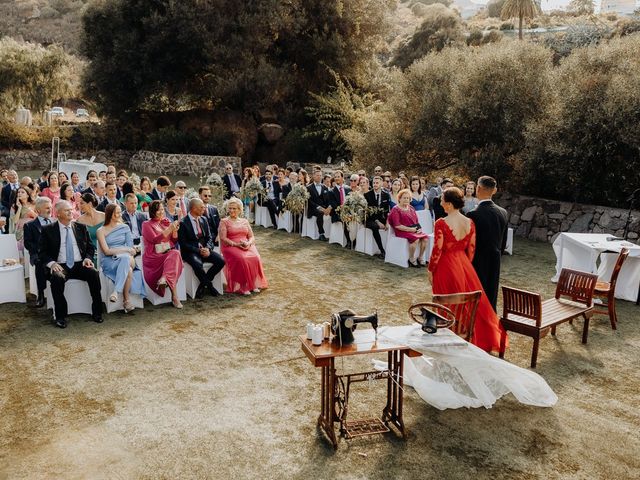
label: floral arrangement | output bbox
[129,173,141,189]
[239,177,265,200]
[184,187,199,200]
[284,183,310,214]
[203,172,227,207]
[337,191,369,224]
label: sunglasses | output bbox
[177,186,186,189]
[202,194,211,198]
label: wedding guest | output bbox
[0,169,14,224]
[389,179,402,209]
[223,164,242,199]
[306,169,330,241]
[24,196,52,307]
[93,180,107,205]
[59,182,80,219]
[82,170,98,194]
[178,198,225,298]
[219,197,268,295]
[241,167,256,218]
[399,173,410,190]
[359,176,370,194]
[41,172,61,216]
[142,200,184,308]
[174,181,189,217]
[97,182,119,212]
[372,166,383,184]
[9,186,37,259]
[323,174,333,190]
[137,176,153,212]
[121,181,135,204]
[150,176,171,201]
[349,174,360,193]
[97,204,145,312]
[462,181,479,214]
[58,172,69,184]
[98,170,107,181]
[298,170,310,186]
[277,169,291,206]
[116,171,128,199]
[428,187,506,352]
[388,189,429,267]
[410,176,428,211]
[199,186,221,244]
[76,193,105,264]
[37,170,49,191]
[364,176,390,258]
[427,176,444,209]
[328,170,353,248]
[39,200,103,328]
[288,171,298,186]
[164,190,183,222]
[466,176,509,311]
[71,172,82,192]
[432,178,454,220]
[259,168,280,228]
[121,193,147,246]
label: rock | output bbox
[568,212,593,233]
[628,232,638,240]
[599,211,612,227]
[509,214,520,225]
[559,202,573,215]
[550,232,561,244]
[592,225,603,233]
[516,222,531,237]
[258,123,284,144]
[529,227,548,242]
[521,206,537,222]
[548,214,565,220]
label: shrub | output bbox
[544,24,609,61]
[500,21,514,30]
[467,29,484,46]
[487,0,507,18]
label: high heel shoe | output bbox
[123,301,135,313]
[109,292,118,303]
[172,298,183,309]
[157,277,167,289]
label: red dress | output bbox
[220,218,268,294]
[428,219,507,353]
[388,205,429,242]
[142,218,183,296]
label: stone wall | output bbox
[129,151,241,177]
[494,192,640,243]
[0,149,134,171]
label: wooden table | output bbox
[300,330,421,449]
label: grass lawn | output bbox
[1,231,638,479]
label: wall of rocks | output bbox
[494,192,640,243]
[129,151,241,177]
[0,149,135,171]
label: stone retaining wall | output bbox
[0,149,134,171]
[129,151,241,177]
[494,192,640,243]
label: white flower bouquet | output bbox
[337,191,369,224]
[284,183,310,214]
[240,178,265,201]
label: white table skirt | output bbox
[552,233,640,301]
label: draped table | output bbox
[552,233,640,302]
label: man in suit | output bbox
[150,176,171,201]
[432,178,453,221]
[223,164,242,199]
[364,176,391,258]
[467,176,509,311]
[37,170,50,191]
[178,198,225,298]
[306,169,330,241]
[121,194,147,246]
[327,170,352,248]
[81,170,98,195]
[427,176,444,209]
[199,186,221,245]
[259,168,281,229]
[38,200,103,328]
[174,181,189,217]
[1,169,19,223]
[23,197,53,307]
[97,182,119,212]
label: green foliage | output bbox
[145,126,233,156]
[390,4,465,69]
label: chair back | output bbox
[432,291,482,342]
[502,286,543,327]
[555,268,598,307]
[0,233,20,259]
[608,248,629,291]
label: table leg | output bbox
[317,358,338,449]
[382,350,407,439]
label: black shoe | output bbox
[319,234,327,241]
[35,292,45,308]
[92,315,104,324]
[195,284,206,299]
[345,241,353,249]
[208,283,221,297]
[377,250,386,259]
[55,318,67,329]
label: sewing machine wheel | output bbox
[408,303,456,329]
[333,376,347,421]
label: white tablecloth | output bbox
[58,160,108,181]
[552,233,640,302]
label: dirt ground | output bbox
[1,231,638,480]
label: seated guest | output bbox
[81,170,98,195]
[76,193,105,265]
[219,197,268,295]
[1,170,19,223]
[389,179,401,209]
[150,176,171,201]
[38,200,103,328]
[259,168,280,228]
[70,172,82,193]
[41,172,61,217]
[364,176,390,258]
[178,198,225,298]
[277,169,291,206]
[24,197,53,307]
[59,182,80,219]
[121,193,147,245]
[116,171,128,200]
[9,185,37,258]
[1,169,7,185]
[58,172,69,184]
[298,169,310,187]
[432,178,454,220]
[323,173,333,190]
[462,181,479,214]
[410,176,428,211]
[306,169,330,241]
[97,182,119,212]
[349,174,360,193]
[164,190,183,222]
[199,186,220,244]
[427,176,444,209]
[137,177,153,212]
[37,170,50,191]
[98,170,107,181]
[97,204,145,312]
[223,164,242,199]
[174,181,189,217]
[328,170,353,248]
[388,189,430,267]
[91,180,106,206]
[359,176,370,194]
[120,181,136,205]
[142,200,184,308]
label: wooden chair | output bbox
[432,291,482,342]
[593,248,629,330]
[499,268,598,368]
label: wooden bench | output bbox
[499,268,598,368]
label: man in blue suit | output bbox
[23,197,53,307]
[121,194,148,246]
[199,186,220,245]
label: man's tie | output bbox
[196,218,202,236]
[65,226,74,268]
[180,198,187,217]
[339,186,345,205]
[376,193,380,206]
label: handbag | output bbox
[154,241,171,254]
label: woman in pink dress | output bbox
[41,172,61,217]
[59,182,81,219]
[142,200,184,308]
[387,188,430,267]
[219,197,268,295]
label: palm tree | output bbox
[501,0,540,40]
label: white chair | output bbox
[23,249,30,279]
[144,270,187,305]
[45,280,92,318]
[329,221,347,247]
[355,225,388,256]
[183,262,224,299]
[301,212,319,240]
[416,210,435,258]
[277,211,293,233]
[99,271,145,313]
[28,262,37,296]
[256,206,273,228]
[505,227,514,255]
[0,234,26,304]
[384,226,432,268]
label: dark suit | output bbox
[24,218,49,294]
[467,200,509,310]
[259,179,280,227]
[364,189,391,254]
[306,183,329,235]
[38,180,49,191]
[122,210,147,245]
[432,197,446,220]
[97,197,118,213]
[202,204,220,244]
[149,188,164,201]
[1,183,17,218]
[223,174,242,199]
[38,221,102,321]
[327,184,351,223]
[178,215,225,291]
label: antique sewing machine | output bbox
[330,309,378,345]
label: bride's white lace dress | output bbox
[374,325,558,410]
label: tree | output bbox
[500,0,539,40]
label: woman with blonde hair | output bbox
[388,188,430,267]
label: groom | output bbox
[467,176,509,311]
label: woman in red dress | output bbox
[388,189,430,267]
[142,200,184,308]
[427,187,506,353]
[219,197,268,295]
